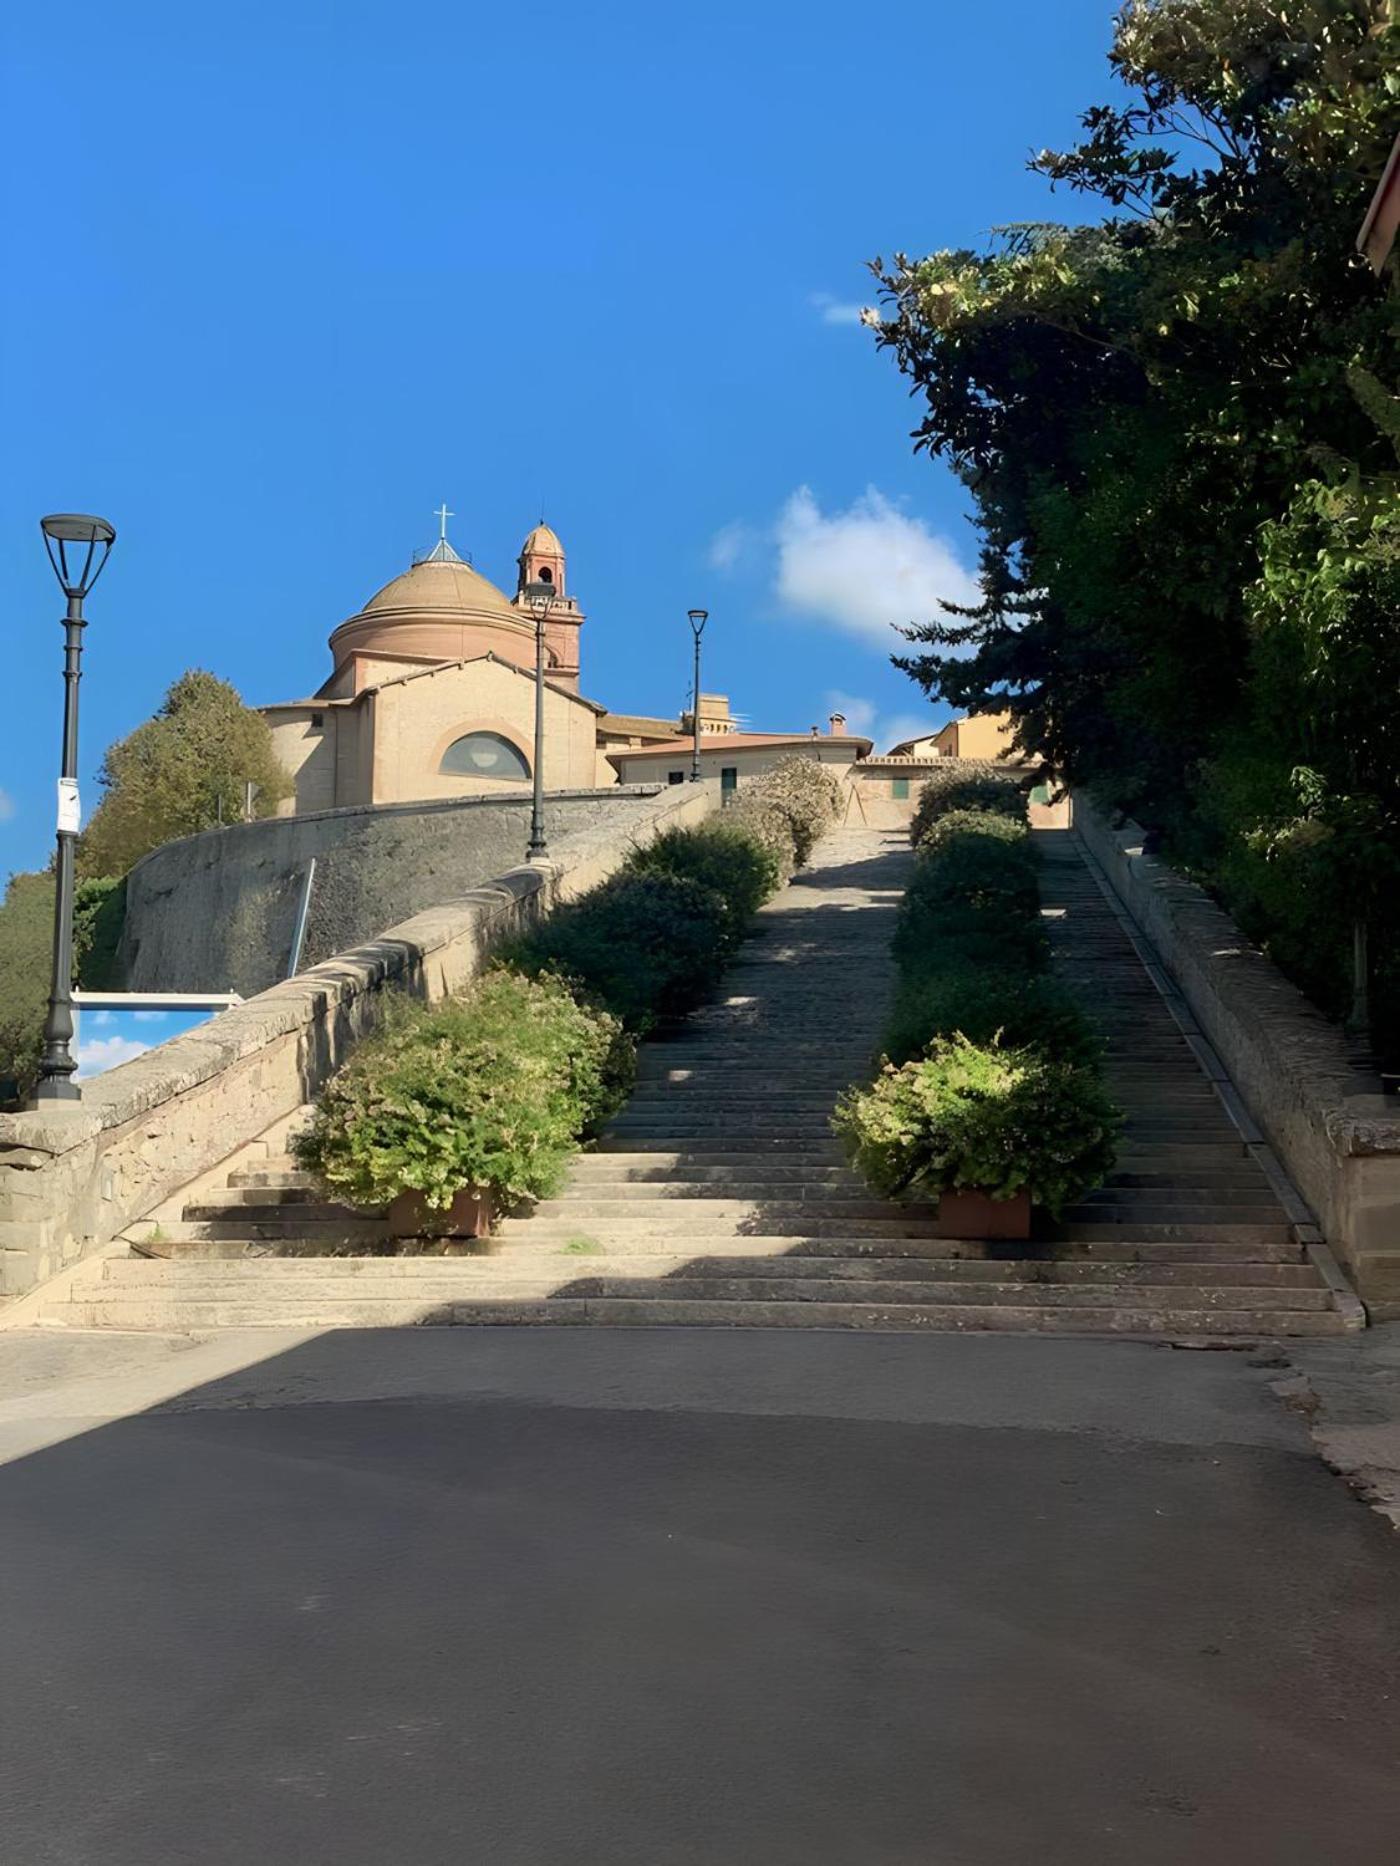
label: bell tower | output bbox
[513,521,585,692]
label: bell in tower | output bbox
[513,521,586,692]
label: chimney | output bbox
[828,712,846,736]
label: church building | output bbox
[263,517,612,812]
[262,513,875,815]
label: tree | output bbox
[0,871,124,1098]
[79,670,291,878]
[867,0,1400,1041]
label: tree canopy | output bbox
[869,0,1400,1042]
[79,669,291,879]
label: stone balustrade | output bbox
[1075,796,1400,1314]
[0,782,717,1303]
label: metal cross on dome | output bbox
[434,502,454,543]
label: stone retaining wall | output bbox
[119,786,669,997]
[0,783,717,1303]
[1076,797,1400,1312]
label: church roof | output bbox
[359,651,607,714]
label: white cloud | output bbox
[775,486,980,647]
[708,520,754,572]
[0,789,14,823]
[809,291,869,328]
[825,691,943,756]
[74,1033,152,1081]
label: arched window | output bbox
[439,732,531,781]
[537,565,553,584]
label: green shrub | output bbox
[899,905,1052,977]
[833,1035,1119,1215]
[505,871,731,1031]
[625,821,780,949]
[756,754,845,863]
[295,969,630,1213]
[910,767,1024,847]
[897,816,1039,934]
[883,966,1100,1069]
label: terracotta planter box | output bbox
[935,1187,1031,1240]
[387,1185,493,1249]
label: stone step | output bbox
[593,1135,847,1155]
[183,1192,369,1216]
[51,1294,1348,1336]
[133,1220,391,1251]
[565,1162,861,1185]
[69,1272,1338,1314]
[227,1169,318,1190]
[498,1211,949,1240]
[1062,1199,1285,1222]
[549,1181,875,1202]
[99,1252,1326,1289]
[1056,1220,1293,1246]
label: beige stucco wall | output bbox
[266,708,348,817]
[0,782,720,1305]
[370,658,598,803]
[611,741,861,786]
[938,712,1015,759]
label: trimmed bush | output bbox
[909,766,1025,847]
[883,966,1100,1070]
[757,754,845,864]
[625,821,781,950]
[504,870,731,1031]
[904,810,1038,913]
[295,970,631,1213]
[723,792,800,883]
[833,1035,1119,1216]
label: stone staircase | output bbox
[36,828,1360,1335]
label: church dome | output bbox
[329,544,533,674]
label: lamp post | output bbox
[687,609,708,783]
[35,513,116,1103]
[524,579,557,860]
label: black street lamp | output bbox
[35,513,116,1103]
[524,578,557,860]
[687,609,709,783]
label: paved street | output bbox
[2,1325,1399,1865]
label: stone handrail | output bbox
[0,782,717,1302]
[1075,796,1400,1313]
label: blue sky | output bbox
[1,0,1112,877]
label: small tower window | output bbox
[537,566,553,584]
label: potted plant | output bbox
[294,970,630,1250]
[832,1034,1120,1239]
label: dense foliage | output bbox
[752,754,846,864]
[0,872,130,1098]
[834,1035,1120,1216]
[624,821,782,949]
[80,669,291,878]
[869,0,1400,1050]
[839,780,1116,1209]
[908,765,1025,847]
[294,970,631,1214]
[504,872,733,1032]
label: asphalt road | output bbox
[2,1326,1399,1865]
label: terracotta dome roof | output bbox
[357,556,523,626]
[521,521,563,557]
[329,551,532,673]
